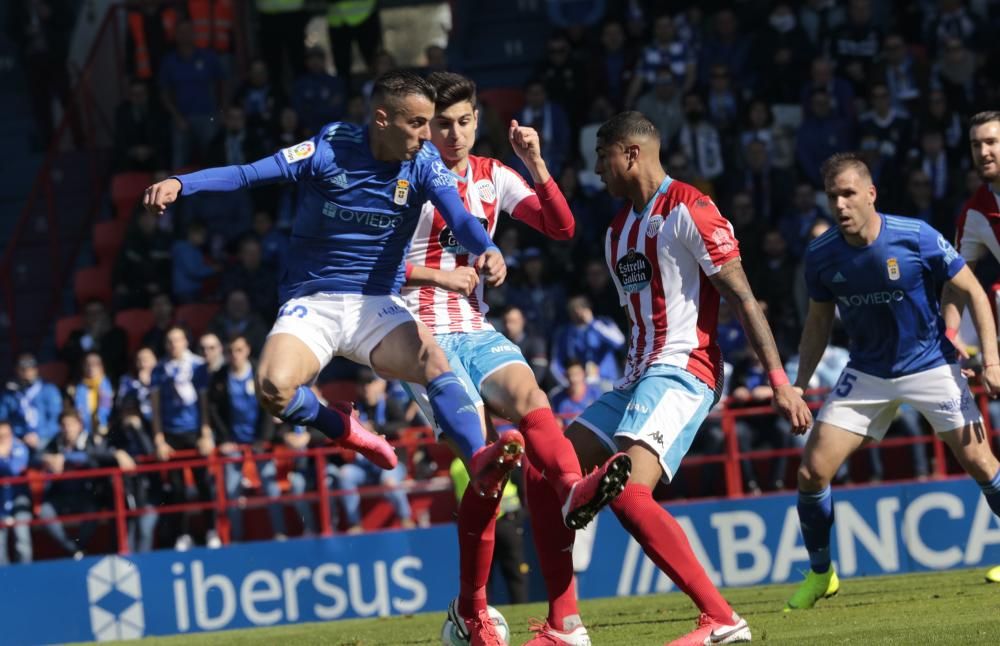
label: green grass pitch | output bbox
[101,568,1000,645]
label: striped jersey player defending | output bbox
[787,153,1000,611]
[561,111,812,646]
[943,110,1000,585]
[401,72,629,646]
[143,71,519,494]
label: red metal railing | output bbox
[3,386,997,559]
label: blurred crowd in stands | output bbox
[5,0,1000,562]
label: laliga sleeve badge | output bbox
[281,140,316,164]
[394,179,410,205]
[887,257,900,280]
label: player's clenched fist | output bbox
[508,119,541,163]
[440,266,480,297]
[476,249,507,287]
[143,177,182,215]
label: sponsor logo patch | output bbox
[281,141,315,164]
[615,248,652,293]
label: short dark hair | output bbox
[970,111,1000,130]
[596,111,659,145]
[820,152,872,186]
[427,71,476,111]
[59,409,82,425]
[226,333,250,349]
[371,70,436,107]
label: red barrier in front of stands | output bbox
[2,386,997,559]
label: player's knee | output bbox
[523,387,549,414]
[797,461,828,490]
[422,343,451,378]
[961,450,998,482]
[257,371,299,414]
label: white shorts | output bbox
[817,363,981,439]
[267,293,416,368]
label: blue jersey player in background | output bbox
[786,153,1000,610]
[143,71,524,491]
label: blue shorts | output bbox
[575,365,714,482]
[407,330,529,437]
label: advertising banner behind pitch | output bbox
[0,479,997,644]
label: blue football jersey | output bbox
[178,122,459,301]
[804,214,964,378]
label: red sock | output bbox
[524,460,578,630]
[457,485,500,617]
[519,408,582,499]
[611,483,733,623]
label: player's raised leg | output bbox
[256,333,397,469]
[370,320,519,645]
[482,360,630,529]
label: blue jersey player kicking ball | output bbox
[786,152,1000,610]
[143,71,529,502]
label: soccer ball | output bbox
[441,605,510,645]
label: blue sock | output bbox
[798,486,835,574]
[977,467,1000,517]
[280,385,346,440]
[428,372,484,458]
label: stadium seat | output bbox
[92,219,127,269]
[36,361,68,388]
[73,265,112,305]
[55,314,83,349]
[110,171,152,221]
[175,302,220,338]
[114,308,155,355]
[478,88,525,125]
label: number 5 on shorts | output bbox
[834,372,856,397]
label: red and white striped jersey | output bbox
[402,155,534,334]
[955,183,1000,264]
[606,177,740,391]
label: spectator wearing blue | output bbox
[698,9,754,92]
[779,183,829,261]
[0,353,63,453]
[107,399,158,553]
[507,247,567,337]
[549,359,602,421]
[209,290,269,359]
[549,295,625,391]
[61,299,129,382]
[336,369,413,534]
[221,236,279,320]
[160,20,226,167]
[141,293,180,358]
[0,419,32,564]
[500,306,550,390]
[207,334,287,541]
[292,46,347,135]
[625,13,696,108]
[171,218,217,304]
[69,352,114,437]
[232,60,284,144]
[512,81,571,183]
[796,89,854,187]
[37,411,105,559]
[151,326,217,551]
[251,210,289,273]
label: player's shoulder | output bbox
[664,178,710,211]
[883,213,925,236]
[318,121,364,143]
[805,223,842,257]
[415,140,444,164]
[961,183,995,216]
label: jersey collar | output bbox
[630,175,673,219]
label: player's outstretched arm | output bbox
[946,265,1000,395]
[708,259,813,433]
[794,299,837,393]
[143,155,290,215]
[404,263,479,297]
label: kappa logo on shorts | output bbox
[650,431,664,446]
